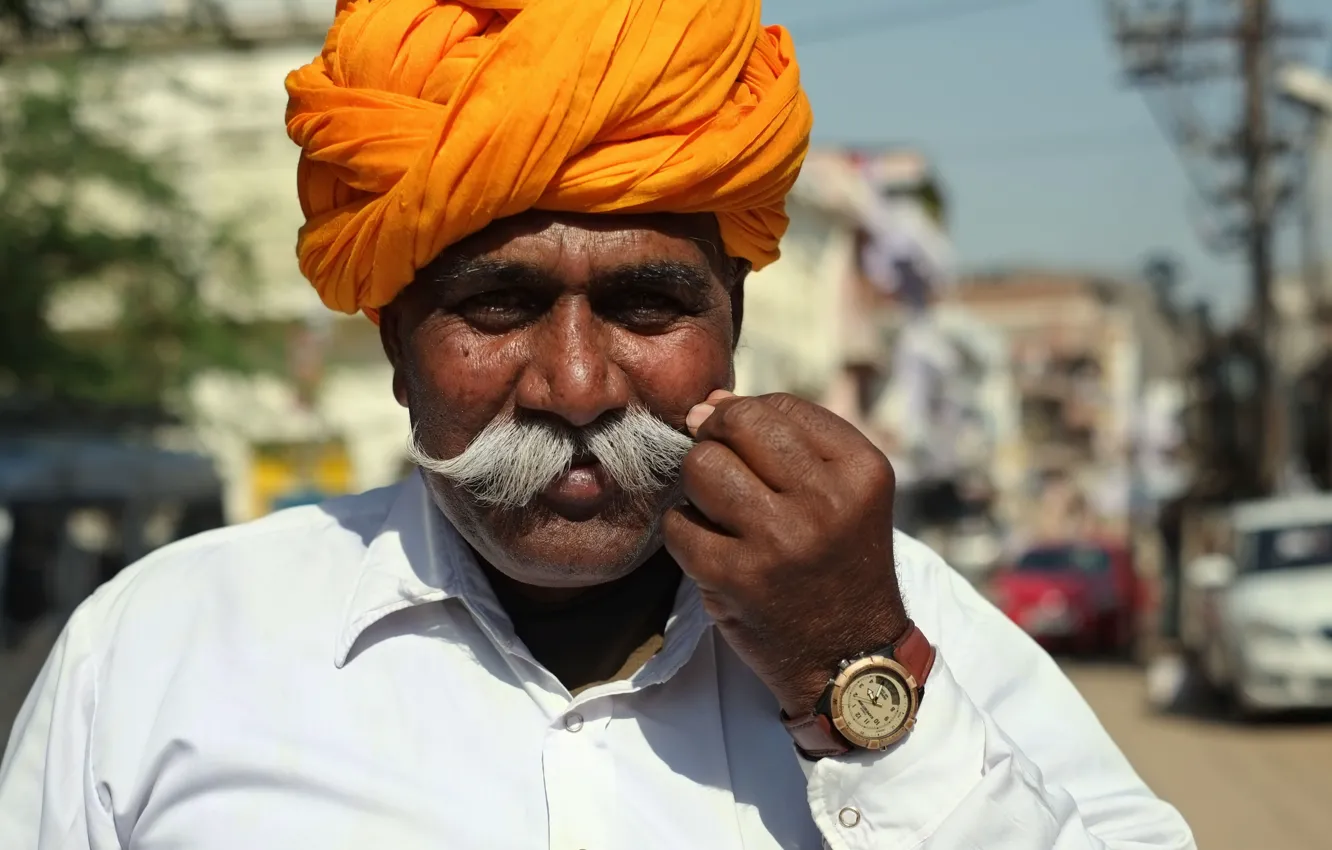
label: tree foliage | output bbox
[0,56,269,415]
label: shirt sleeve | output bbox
[0,607,119,850]
[801,536,1197,850]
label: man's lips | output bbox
[539,458,617,518]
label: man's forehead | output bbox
[423,211,727,280]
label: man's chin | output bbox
[427,472,675,588]
[479,497,670,588]
[489,515,665,588]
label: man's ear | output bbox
[729,260,749,350]
[378,305,410,409]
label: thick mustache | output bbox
[405,408,695,508]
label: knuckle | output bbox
[716,396,769,432]
[682,441,730,479]
[854,451,897,497]
[758,391,806,418]
[873,455,897,493]
[717,465,758,507]
[823,481,853,515]
[764,510,816,558]
[697,584,744,623]
[750,490,783,521]
[660,509,685,546]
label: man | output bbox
[0,2,1194,848]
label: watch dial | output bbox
[838,670,912,742]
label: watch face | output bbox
[832,662,916,748]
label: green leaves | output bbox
[0,56,272,415]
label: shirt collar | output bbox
[334,473,481,667]
[333,474,711,674]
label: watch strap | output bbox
[782,712,853,759]
[781,620,936,760]
[893,619,937,686]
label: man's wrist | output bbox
[778,676,835,720]
[778,615,914,718]
[801,653,987,849]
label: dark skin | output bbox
[380,211,908,717]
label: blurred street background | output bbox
[3,2,1332,846]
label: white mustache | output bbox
[405,406,696,509]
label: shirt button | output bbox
[838,806,862,828]
[563,712,585,733]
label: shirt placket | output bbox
[542,694,614,850]
[537,592,714,850]
[455,576,748,850]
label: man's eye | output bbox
[607,294,689,329]
[456,291,543,329]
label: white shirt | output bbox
[0,474,1194,850]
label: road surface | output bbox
[3,623,1330,848]
[1065,662,1332,850]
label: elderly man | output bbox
[0,2,1193,848]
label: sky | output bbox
[103,0,1332,322]
[766,0,1332,321]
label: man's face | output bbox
[382,212,742,589]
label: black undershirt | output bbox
[482,553,683,695]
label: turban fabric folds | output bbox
[285,0,813,318]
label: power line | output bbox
[792,0,1037,47]
[819,124,1184,164]
[935,127,1159,159]
[1104,0,1327,494]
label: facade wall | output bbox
[734,200,855,404]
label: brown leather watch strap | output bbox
[781,620,936,760]
[782,711,853,759]
[894,619,937,685]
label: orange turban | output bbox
[285,0,813,318]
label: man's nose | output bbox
[515,300,630,428]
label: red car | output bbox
[987,541,1141,655]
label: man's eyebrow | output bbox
[419,256,553,290]
[590,261,715,295]
[417,257,717,295]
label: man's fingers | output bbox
[756,392,872,461]
[690,396,825,492]
[678,440,777,535]
[661,503,738,588]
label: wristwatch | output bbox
[781,620,936,759]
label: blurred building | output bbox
[734,148,1019,570]
[37,2,411,523]
[939,271,1187,540]
[1275,269,1332,376]
[736,148,962,469]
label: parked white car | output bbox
[1185,495,1332,717]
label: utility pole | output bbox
[1240,0,1281,494]
[1105,0,1325,494]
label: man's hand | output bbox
[661,390,909,718]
